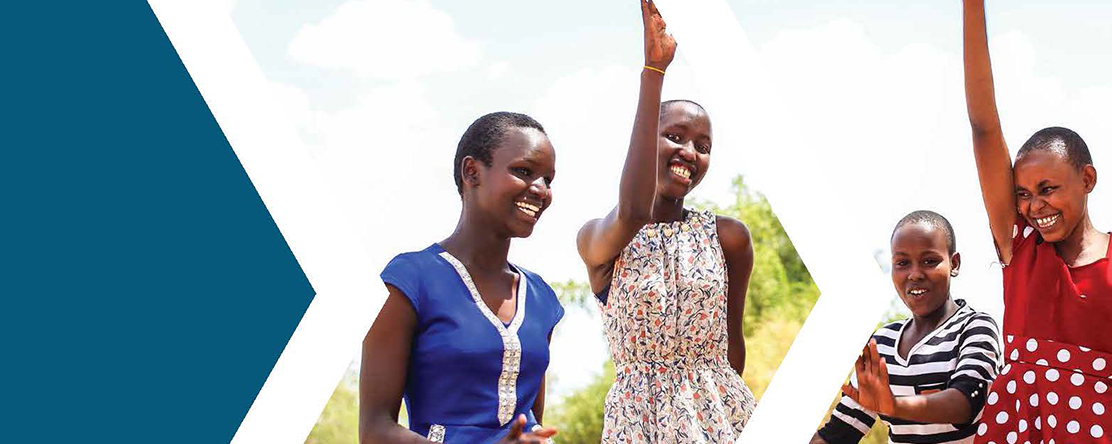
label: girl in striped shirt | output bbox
[810,211,1002,444]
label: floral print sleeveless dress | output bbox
[599,209,756,443]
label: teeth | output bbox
[909,289,927,296]
[515,201,539,217]
[1035,214,1060,228]
[670,165,691,179]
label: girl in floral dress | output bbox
[575,2,756,442]
[963,1,1111,442]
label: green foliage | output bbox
[306,371,359,444]
[742,316,803,400]
[306,368,409,444]
[551,279,594,310]
[694,176,820,336]
[546,361,615,444]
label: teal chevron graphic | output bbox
[3,2,315,442]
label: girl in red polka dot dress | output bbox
[963,1,1112,443]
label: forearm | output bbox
[890,388,973,425]
[728,332,746,376]
[359,415,433,444]
[962,0,1002,138]
[617,70,664,224]
[532,375,547,424]
[808,432,830,444]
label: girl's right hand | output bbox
[496,414,558,444]
[843,339,897,416]
[641,0,676,72]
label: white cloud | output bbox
[487,61,510,80]
[310,80,462,263]
[287,0,481,79]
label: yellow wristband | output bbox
[643,65,666,75]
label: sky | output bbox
[226,0,1112,401]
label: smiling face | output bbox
[657,102,712,199]
[890,222,960,319]
[1013,149,1096,243]
[461,126,555,238]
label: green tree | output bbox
[550,279,594,310]
[306,370,359,444]
[546,361,614,444]
[695,175,820,334]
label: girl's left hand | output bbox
[842,339,897,416]
[641,0,676,71]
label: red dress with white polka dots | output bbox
[975,219,1112,444]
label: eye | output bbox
[696,144,711,154]
[1040,186,1056,195]
[1016,190,1031,200]
[513,166,533,177]
[923,258,940,266]
[893,259,909,268]
[665,133,682,143]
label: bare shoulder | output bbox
[576,217,605,257]
[577,217,604,240]
[715,214,752,254]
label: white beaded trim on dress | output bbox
[439,251,528,426]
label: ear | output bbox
[461,156,482,189]
[1081,164,1097,193]
[950,252,962,277]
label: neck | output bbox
[911,298,958,333]
[440,207,511,274]
[652,193,686,223]
[1054,213,1106,265]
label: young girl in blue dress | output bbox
[359,112,564,444]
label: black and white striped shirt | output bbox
[818,300,1002,444]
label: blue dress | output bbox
[380,243,565,443]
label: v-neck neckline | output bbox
[894,300,967,364]
[437,247,527,333]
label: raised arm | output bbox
[577,0,676,293]
[359,287,432,444]
[963,0,1016,263]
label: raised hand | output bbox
[962,0,1017,263]
[496,414,558,444]
[842,339,897,416]
[641,0,676,71]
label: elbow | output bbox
[358,419,376,444]
[358,411,394,444]
[967,117,1001,141]
[728,355,744,376]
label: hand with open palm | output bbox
[842,339,898,416]
[641,0,676,72]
